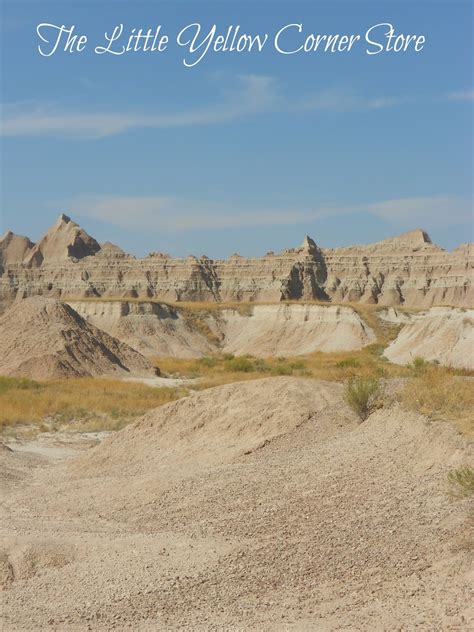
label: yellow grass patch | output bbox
[399,367,474,436]
[0,376,184,431]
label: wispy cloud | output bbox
[446,89,474,101]
[70,193,472,232]
[0,74,278,139]
[3,75,470,139]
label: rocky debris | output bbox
[0,297,158,379]
[22,214,101,268]
[1,377,472,630]
[95,242,129,259]
[383,307,474,369]
[0,215,472,307]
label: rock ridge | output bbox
[0,215,472,308]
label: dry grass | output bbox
[344,376,381,420]
[0,376,184,432]
[156,345,407,385]
[1,361,472,436]
[2,296,472,436]
[399,367,474,436]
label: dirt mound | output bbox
[383,307,474,369]
[76,377,348,477]
[0,297,158,379]
[1,378,472,630]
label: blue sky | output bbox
[0,0,472,257]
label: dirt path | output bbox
[1,378,472,631]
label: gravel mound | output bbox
[0,297,158,379]
[75,377,347,479]
[1,377,472,630]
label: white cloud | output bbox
[0,74,278,139]
[70,193,472,232]
[366,196,472,225]
[446,89,474,101]
[3,74,470,139]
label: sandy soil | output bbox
[1,377,472,631]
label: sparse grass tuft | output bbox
[399,366,474,435]
[344,376,381,420]
[335,358,361,369]
[448,466,474,498]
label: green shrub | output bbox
[411,356,428,372]
[224,356,254,372]
[289,360,306,370]
[336,358,361,369]
[344,376,381,420]
[253,359,270,373]
[0,376,42,395]
[271,364,293,376]
[197,356,218,368]
[448,466,474,498]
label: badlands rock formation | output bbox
[67,300,215,358]
[0,297,158,379]
[382,307,474,369]
[216,304,376,356]
[1,215,472,308]
[67,301,376,358]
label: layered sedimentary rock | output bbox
[67,300,215,359]
[381,307,474,369]
[0,215,472,308]
[67,301,375,358]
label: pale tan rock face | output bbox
[67,301,375,359]
[0,216,472,308]
[382,307,474,369]
[0,232,34,269]
[22,214,101,268]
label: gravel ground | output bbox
[1,377,472,631]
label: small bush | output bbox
[224,356,254,372]
[0,376,43,394]
[289,360,306,370]
[336,358,361,369]
[448,466,474,498]
[270,364,293,376]
[344,376,381,420]
[411,356,428,372]
[197,356,218,368]
[253,359,270,373]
